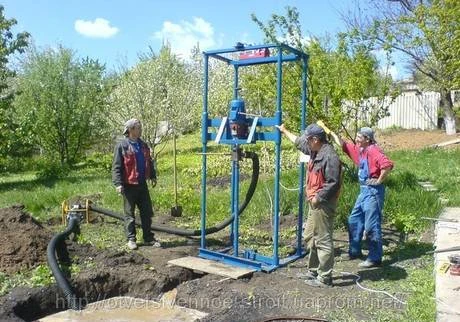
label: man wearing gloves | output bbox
[277,123,341,287]
[322,123,393,268]
[112,118,160,250]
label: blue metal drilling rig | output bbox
[199,43,309,272]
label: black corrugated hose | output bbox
[45,152,258,311]
[47,212,82,310]
[90,151,260,236]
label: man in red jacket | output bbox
[332,127,393,268]
[112,118,159,250]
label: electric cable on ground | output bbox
[336,270,407,305]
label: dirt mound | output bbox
[378,129,459,151]
[0,205,52,274]
[0,245,198,321]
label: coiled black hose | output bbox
[47,213,81,310]
[90,151,259,237]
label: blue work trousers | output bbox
[348,185,385,262]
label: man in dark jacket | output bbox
[277,123,341,287]
[112,118,159,250]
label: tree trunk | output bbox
[440,88,457,135]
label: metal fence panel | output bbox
[377,92,440,130]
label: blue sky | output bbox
[2,0,401,78]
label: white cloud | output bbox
[153,17,221,58]
[75,18,119,38]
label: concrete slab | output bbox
[435,208,460,322]
[39,296,207,322]
[418,181,438,192]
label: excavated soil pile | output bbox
[378,129,459,151]
[0,205,52,274]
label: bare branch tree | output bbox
[343,0,460,134]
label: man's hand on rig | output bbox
[276,124,286,134]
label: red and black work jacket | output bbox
[295,138,341,203]
[112,138,156,186]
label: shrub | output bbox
[84,152,112,171]
[36,161,71,181]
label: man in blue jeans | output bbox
[112,118,160,250]
[334,127,393,268]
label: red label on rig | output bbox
[239,48,270,60]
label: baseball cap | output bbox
[358,127,375,142]
[304,123,326,139]
[123,118,141,136]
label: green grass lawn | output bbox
[1,132,459,321]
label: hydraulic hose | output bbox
[90,151,259,237]
[47,213,81,310]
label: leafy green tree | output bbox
[110,45,201,158]
[0,5,30,158]
[347,0,460,134]
[15,46,109,165]
[249,6,395,138]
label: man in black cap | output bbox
[112,118,160,250]
[277,123,341,287]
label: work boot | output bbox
[305,276,332,288]
[358,260,382,268]
[297,270,318,280]
[127,240,138,250]
[143,237,161,248]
